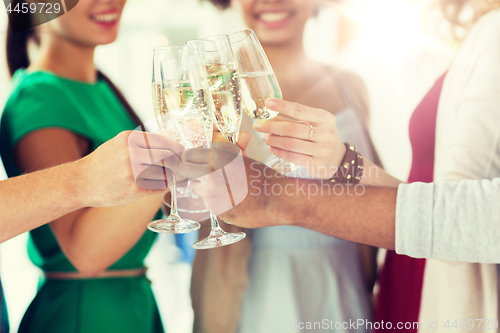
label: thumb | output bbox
[237,131,250,152]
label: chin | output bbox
[99,37,118,45]
[255,31,296,46]
[96,34,119,45]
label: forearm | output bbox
[295,182,397,249]
[220,158,397,250]
[361,158,403,187]
[53,193,163,276]
[0,161,86,243]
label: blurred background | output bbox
[0,0,455,331]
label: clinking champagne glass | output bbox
[229,29,300,174]
[187,35,243,144]
[147,46,201,234]
[186,36,246,249]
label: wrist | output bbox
[328,141,347,179]
[65,158,92,209]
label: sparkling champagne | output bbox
[240,72,281,120]
[163,82,213,149]
[152,82,181,142]
[206,63,242,141]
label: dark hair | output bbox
[6,0,36,77]
[5,4,142,127]
[205,0,231,10]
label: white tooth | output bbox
[260,12,288,22]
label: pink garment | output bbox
[375,73,446,332]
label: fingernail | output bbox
[266,99,277,109]
[262,134,268,142]
[253,121,261,131]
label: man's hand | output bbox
[77,130,184,208]
[177,132,251,215]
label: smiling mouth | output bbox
[90,12,119,24]
[257,11,293,23]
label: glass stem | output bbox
[228,133,238,145]
[169,174,180,218]
[209,213,225,234]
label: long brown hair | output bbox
[5,1,142,127]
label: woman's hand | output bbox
[253,98,346,179]
[212,131,250,156]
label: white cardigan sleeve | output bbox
[396,178,500,263]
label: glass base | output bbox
[192,231,246,250]
[147,217,201,234]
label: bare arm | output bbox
[0,130,181,244]
[11,129,181,275]
[0,160,87,243]
[180,147,397,250]
[182,144,500,263]
[218,158,397,250]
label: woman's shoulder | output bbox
[5,70,72,112]
[1,70,87,146]
[323,65,370,115]
[462,9,500,54]
[324,65,367,92]
[11,69,68,94]
[473,8,500,34]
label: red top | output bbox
[375,73,446,332]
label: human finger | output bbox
[178,161,213,180]
[135,178,169,190]
[128,129,185,153]
[136,165,171,181]
[254,119,312,141]
[265,98,329,124]
[262,135,319,157]
[181,148,211,165]
[130,147,181,180]
[237,131,250,152]
[268,146,315,167]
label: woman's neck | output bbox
[32,35,97,83]
[263,38,310,82]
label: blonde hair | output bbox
[440,0,500,29]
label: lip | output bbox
[90,9,121,29]
[254,10,294,29]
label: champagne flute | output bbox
[186,36,246,249]
[229,29,300,174]
[187,35,243,144]
[147,46,201,234]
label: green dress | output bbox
[0,70,164,333]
